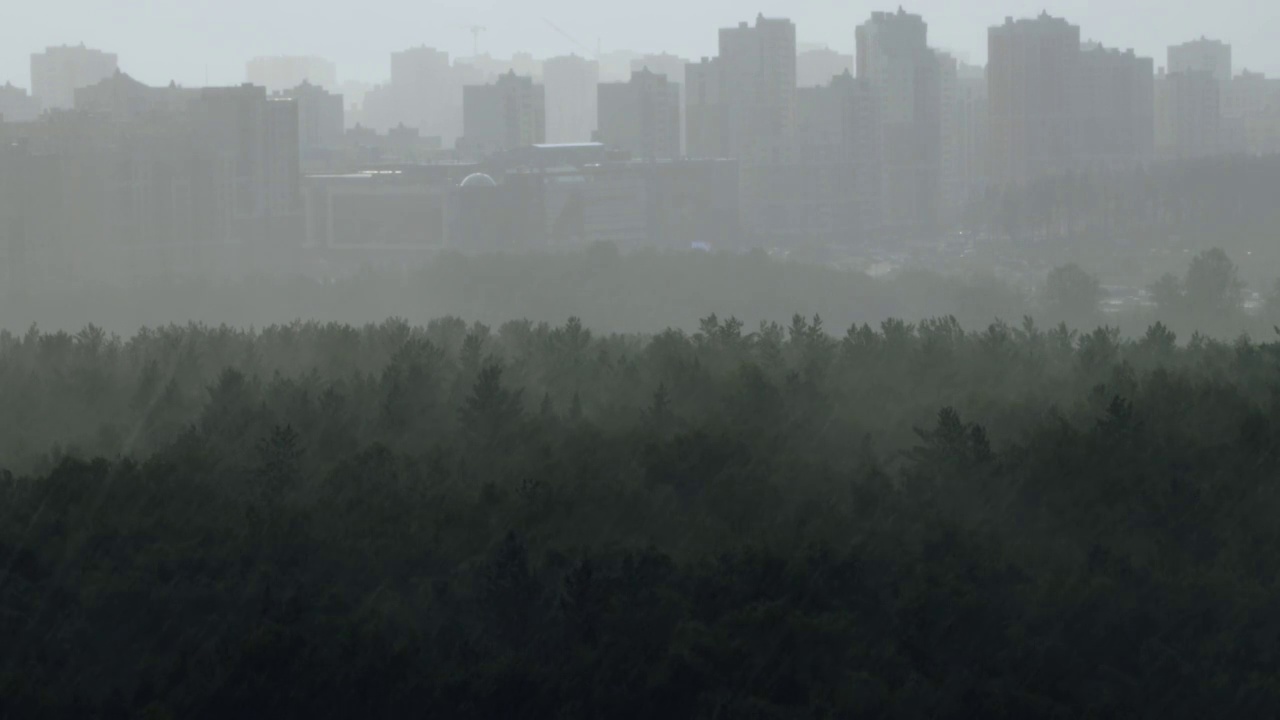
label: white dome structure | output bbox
[460,172,497,188]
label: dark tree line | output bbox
[4,314,1280,717]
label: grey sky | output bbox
[4,0,1277,89]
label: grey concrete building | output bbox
[631,53,687,154]
[461,71,546,156]
[1156,68,1223,160]
[987,13,1081,187]
[597,68,681,160]
[0,82,42,123]
[30,44,118,111]
[543,54,600,144]
[856,7,942,237]
[1168,38,1232,87]
[274,81,345,160]
[1076,43,1154,172]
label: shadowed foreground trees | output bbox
[3,315,1280,717]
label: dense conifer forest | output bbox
[4,308,1280,717]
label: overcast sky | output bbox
[4,0,1277,89]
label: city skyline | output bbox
[2,1,1279,90]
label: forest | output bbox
[4,295,1280,716]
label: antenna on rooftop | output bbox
[464,26,488,57]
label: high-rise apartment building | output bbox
[987,13,1081,187]
[194,85,301,236]
[388,46,462,143]
[1076,44,1154,172]
[597,68,681,160]
[0,82,42,123]
[273,82,344,159]
[684,57,726,159]
[1156,68,1222,160]
[938,55,987,217]
[718,14,797,163]
[461,71,546,156]
[1168,38,1232,87]
[543,55,599,144]
[631,53,688,154]
[30,44,118,111]
[787,70,881,242]
[856,8,942,236]
[0,79,303,279]
[1224,71,1280,156]
[245,56,337,92]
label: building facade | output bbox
[273,82,345,161]
[1156,68,1223,160]
[631,53,688,154]
[778,70,881,244]
[597,69,681,160]
[987,13,1081,187]
[30,44,118,111]
[0,82,42,123]
[73,71,200,122]
[684,57,726,159]
[461,71,546,156]
[0,81,303,280]
[856,8,942,237]
[543,55,599,144]
[1076,44,1154,173]
[718,14,797,163]
[1168,38,1232,87]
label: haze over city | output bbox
[4,0,1280,87]
[9,2,1280,716]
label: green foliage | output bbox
[0,314,1279,716]
[1039,263,1102,327]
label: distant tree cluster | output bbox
[7,243,1280,343]
[4,312,1280,716]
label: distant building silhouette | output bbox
[684,57,725,160]
[988,14,1081,187]
[597,69,681,160]
[687,14,797,163]
[74,71,199,121]
[1156,68,1222,160]
[191,85,301,243]
[0,82,41,123]
[1168,38,1232,87]
[1076,43,1154,172]
[0,80,302,281]
[723,14,798,162]
[1224,70,1280,156]
[788,70,882,242]
[630,53,688,154]
[938,55,987,218]
[245,56,337,92]
[30,44,118,111]
[857,8,942,237]
[461,71,546,156]
[273,81,344,161]
[1158,38,1231,160]
[362,46,468,144]
[543,55,599,144]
